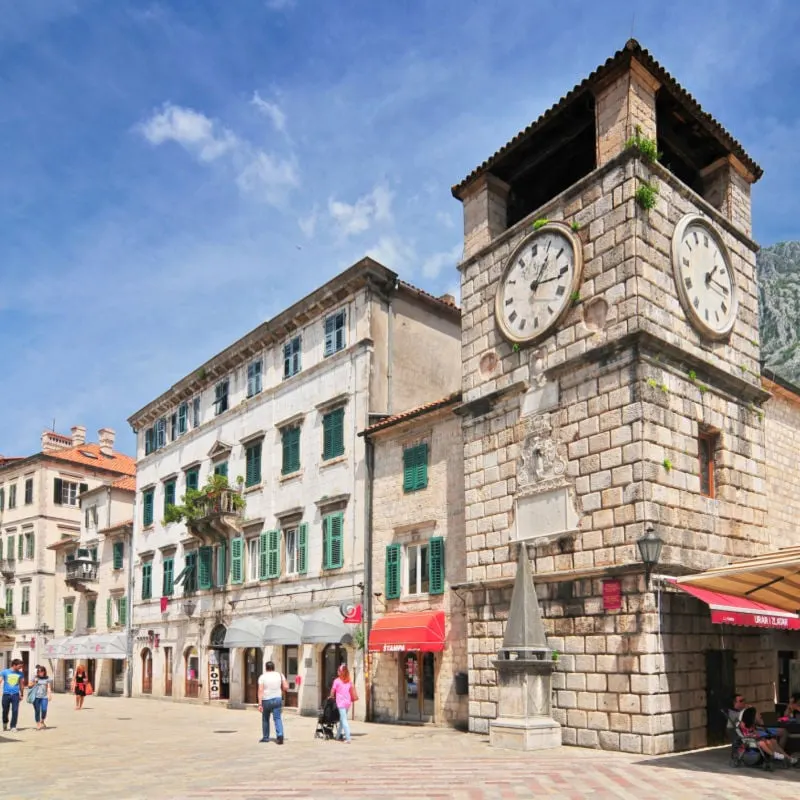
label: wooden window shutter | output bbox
[258,531,269,580]
[403,447,416,492]
[297,523,308,575]
[324,512,343,569]
[106,597,112,628]
[113,541,124,570]
[17,535,23,561]
[385,544,401,599]
[186,469,199,492]
[142,563,152,600]
[0,539,3,560]
[231,537,244,584]
[119,596,127,626]
[163,558,174,596]
[79,482,88,496]
[0,488,4,511]
[53,478,63,505]
[143,490,154,527]
[428,536,445,595]
[267,529,280,579]
[198,546,213,590]
[216,542,227,586]
[246,443,262,487]
[7,536,13,561]
[416,443,429,489]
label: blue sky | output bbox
[1,0,798,457]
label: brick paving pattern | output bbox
[2,697,799,799]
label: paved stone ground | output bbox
[3,696,800,799]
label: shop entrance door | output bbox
[321,644,347,706]
[400,651,434,723]
[164,647,173,697]
[112,659,125,694]
[244,647,262,704]
[284,645,299,708]
[706,650,735,745]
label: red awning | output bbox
[369,611,446,653]
[672,580,800,630]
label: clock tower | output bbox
[453,40,766,754]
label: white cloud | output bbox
[366,236,415,272]
[138,102,298,207]
[436,211,456,229]
[421,243,462,279]
[328,184,394,237]
[298,206,319,238]
[251,91,287,134]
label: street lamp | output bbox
[182,600,197,618]
[637,524,663,587]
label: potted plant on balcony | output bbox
[163,474,245,527]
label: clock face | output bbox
[495,223,582,345]
[672,214,738,339]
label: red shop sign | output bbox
[603,579,622,611]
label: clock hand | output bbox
[529,251,550,292]
[536,273,564,286]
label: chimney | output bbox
[439,293,456,306]
[41,430,72,453]
[98,428,116,456]
[71,425,87,447]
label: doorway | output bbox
[321,644,348,705]
[284,645,299,708]
[185,647,199,698]
[112,659,125,694]
[244,647,263,704]
[164,647,173,697]
[706,650,735,745]
[141,648,153,694]
[20,651,30,684]
[208,624,230,701]
[400,651,435,723]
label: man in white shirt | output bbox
[257,660,288,744]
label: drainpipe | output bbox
[363,434,375,722]
[125,508,136,698]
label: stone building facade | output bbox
[126,258,461,714]
[362,395,468,728]
[451,39,775,753]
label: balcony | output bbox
[186,488,244,545]
[0,559,13,579]
[0,614,15,631]
[65,552,99,593]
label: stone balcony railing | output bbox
[65,559,100,584]
[187,488,244,545]
[0,615,15,631]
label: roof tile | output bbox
[362,392,462,435]
[47,443,136,476]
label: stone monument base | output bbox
[490,714,562,751]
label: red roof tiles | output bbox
[111,476,137,492]
[47,443,136,476]
[361,392,462,436]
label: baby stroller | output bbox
[315,697,338,740]
[728,708,789,771]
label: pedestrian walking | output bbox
[31,665,53,730]
[72,664,88,710]
[0,658,26,732]
[257,660,288,744]
[330,664,357,744]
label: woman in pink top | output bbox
[329,664,357,743]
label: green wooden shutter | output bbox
[106,597,112,628]
[282,428,300,474]
[403,447,416,492]
[323,410,344,460]
[142,563,152,600]
[186,469,199,492]
[53,478,62,505]
[216,542,227,586]
[258,531,268,580]
[65,602,73,632]
[231,537,244,584]
[198,546,213,590]
[0,488,4,510]
[266,529,280,579]
[324,512,343,569]
[7,535,14,561]
[143,490,154,526]
[119,596,127,626]
[163,557,174,596]
[17,535,23,560]
[297,523,308,574]
[429,536,445,595]
[113,541,124,570]
[416,443,429,489]
[385,544,401,599]
[0,539,3,560]
[246,443,262,487]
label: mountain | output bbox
[758,241,800,384]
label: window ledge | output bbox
[142,525,155,533]
[279,470,303,484]
[316,393,350,413]
[276,412,305,430]
[244,483,264,495]
[320,454,347,469]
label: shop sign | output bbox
[208,663,221,700]
[382,644,404,652]
[602,579,622,611]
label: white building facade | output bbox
[127,258,461,715]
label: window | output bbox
[245,442,262,487]
[407,542,430,595]
[281,427,301,474]
[324,309,346,356]
[143,489,155,527]
[64,601,74,632]
[214,380,230,416]
[7,535,14,561]
[170,412,178,441]
[142,562,152,600]
[322,512,344,570]
[285,527,299,575]
[4,588,11,614]
[156,417,167,449]
[112,541,124,570]
[106,597,112,628]
[85,505,98,529]
[230,537,244,584]
[214,461,228,479]
[247,360,262,397]
[403,443,429,493]
[7,484,16,509]
[198,546,213,590]
[24,533,34,560]
[181,551,197,594]
[0,487,4,510]
[17,534,22,561]
[90,546,98,562]
[247,538,259,582]
[115,596,127,626]
[178,402,188,436]
[144,426,155,455]
[386,537,445,599]
[162,557,175,596]
[322,408,345,460]
[192,397,201,428]
[186,468,200,492]
[699,432,719,498]
[283,336,301,378]
[164,480,176,513]
[87,598,96,629]
[24,479,33,505]
[21,585,30,616]
[216,543,227,587]
[54,479,85,506]
[261,529,280,580]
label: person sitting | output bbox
[730,693,791,753]
[786,693,800,720]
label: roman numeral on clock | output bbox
[505,298,513,306]
[509,310,517,323]
[556,285,566,297]
[684,276,692,289]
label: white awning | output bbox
[301,606,353,645]
[43,633,127,660]
[262,613,303,645]
[223,616,268,648]
[42,637,73,659]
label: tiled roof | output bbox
[452,38,762,198]
[99,519,134,534]
[112,476,137,492]
[47,443,136,476]
[361,392,462,436]
[397,280,461,312]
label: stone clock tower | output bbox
[453,40,767,754]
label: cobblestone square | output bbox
[3,696,800,799]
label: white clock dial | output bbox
[495,223,582,345]
[671,215,738,339]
